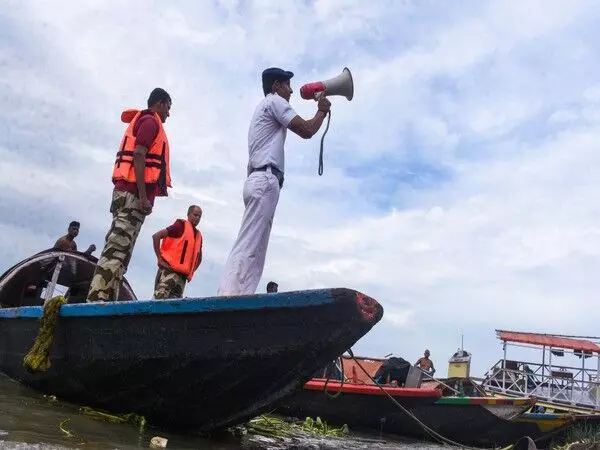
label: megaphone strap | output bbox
[318,110,331,176]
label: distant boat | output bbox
[0,249,384,433]
[481,329,600,414]
[277,354,597,448]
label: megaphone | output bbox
[298,68,354,177]
[300,67,354,101]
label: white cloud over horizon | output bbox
[2,0,600,376]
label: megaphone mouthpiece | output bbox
[300,82,326,100]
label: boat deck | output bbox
[482,358,600,412]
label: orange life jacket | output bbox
[160,220,203,281]
[112,109,172,196]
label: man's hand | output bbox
[140,197,153,215]
[85,244,96,254]
[317,96,331,113]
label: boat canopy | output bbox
[0,248,137,307]
[496,330,600,353]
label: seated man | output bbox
[54,221,96,255]
[152,205,203,299]
[415,349,436,376]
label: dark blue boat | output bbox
[0,249,383,433]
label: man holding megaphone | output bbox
[217,67,331,296]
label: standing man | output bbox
[54,221,96,255]
[266,281,278,293]
[152,205,203,299]
[87,88,173,302]
[415,349,436,376]
[217,68,331,296]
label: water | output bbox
[0,375,444,449]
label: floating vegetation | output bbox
[43,394,58,404]
[58,419,74,438]
[246,414,349,438]
[58,418,86,445]
[41,392,147,435]
[551,422,600,449]
[79,406,146,432]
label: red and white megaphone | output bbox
[300,67,354,101]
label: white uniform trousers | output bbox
[217,170,281,296]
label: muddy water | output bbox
[0,375,445,449]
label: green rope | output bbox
[23,295,67,373]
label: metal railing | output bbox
[481,359,600,410]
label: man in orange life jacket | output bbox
[86,87,173,302]
[152,205,203,299]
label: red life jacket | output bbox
[112,109,172,196]
[160,220,203,281]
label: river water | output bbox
[0,375,446,450]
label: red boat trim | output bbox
[305,379,442,398]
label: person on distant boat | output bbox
[152,205,204,299]
[415,349,436,375]
[86,88,173,302]
[266,281,278,293]
[217,68,331,296]
[53,221,96,255]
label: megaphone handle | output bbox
[318,110,331,176]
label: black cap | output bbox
[262,67,294,82]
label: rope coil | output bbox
[23,295,67,373]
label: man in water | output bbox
[53,221,96,255]
[266,281,278,293]
[217,67,331,296]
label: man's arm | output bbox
[133,116,159,214]
[133,145,151,211]
[287,96,332,139]
[194,245,203,271]
[152,229,170,268]
[288,111,328,139]
[83,244,96,255]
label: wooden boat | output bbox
[0,249,384,433]
[277,355,586,448]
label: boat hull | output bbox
[0,288,383,433]
[277,378,558,448]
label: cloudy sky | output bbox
[2,0,600,376]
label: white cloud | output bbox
[1,0,600,378]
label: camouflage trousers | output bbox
[153,267,187,299]
[87,190,146,302]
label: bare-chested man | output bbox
[415,349,435,375]
[54,221,96,255]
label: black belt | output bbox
[250,165,284,188]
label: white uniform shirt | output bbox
[247,93,298,175]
